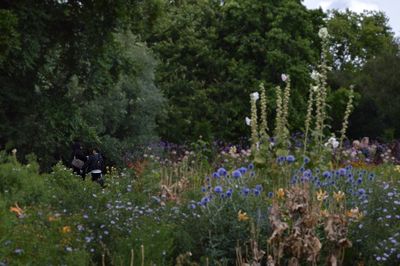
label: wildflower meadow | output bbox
[1,1,400,266]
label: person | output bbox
[360,137,370,158]
[81,148,105,187]
[70,141,87,180]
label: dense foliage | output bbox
[0,1,399,166]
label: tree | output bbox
[148,0,324,143]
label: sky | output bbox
[303,0,400,36]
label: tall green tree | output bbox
[148,0,324,143]
[0,1,165,168]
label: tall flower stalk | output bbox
[250,92,259,152]
[281,74,291,142]
[259,82,269,141]
[339,87,355,150]
[303,84,315,155]
[274,86,283,144]
[313,28,330,151]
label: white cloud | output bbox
[349,0,379,12]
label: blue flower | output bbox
[277,156,286,164]
[201,196,211,205]
[286,155,295,163]
[339,168,346,176]
[250,171,255,177]
[358,188,366,195]
[357,177,363,184]
[232,170,242,179]
[212,172,220,178]
[255,184,263,191]
[201,186,207,192]
[242,187,250,196]
[248,163,254,170]
[323,171,331,178]
[253,189,260,196]
[239,167,248,174]
[303,156,310,164]
[217,168,227,176]
[226,189,233,198]
[268,192,273,198]
[214,186,223,193]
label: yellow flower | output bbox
[276,188,285,199]
[346,207,363,220]
[62,226,71,233]
[333,191,345,202]
[9,203,24,217]
[395,165,400,173]
[316,189,328,201]
[238,210,249,221]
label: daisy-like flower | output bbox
[316,189,328,201]
[333,191,345,202]
[238,210,249,221]
[276,188,285,199]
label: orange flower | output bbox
[238,210,249,221]
[316,189,328,201]
[333,191,345,202]
[276,188,285,199]
[62,226,71,233]
[346,207,363,220]
[9,203,24,217]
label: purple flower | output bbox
[232,170,242,179]
[242,187,250,196]
[303,156,310,164]
[217,168,227,176]
[214,186,223,193]
[286,155,295,163]
[212,172,220,179]
[248,163,254,170]
[268,192,273,198]
[339,168,346,176]
[226,189,233,198]
[253,189,260,196]
[256,184,263,191]
[322,171,331,178]
[238,167,247,174]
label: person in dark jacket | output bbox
[81,148,105,187]
[70,141,87,180]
